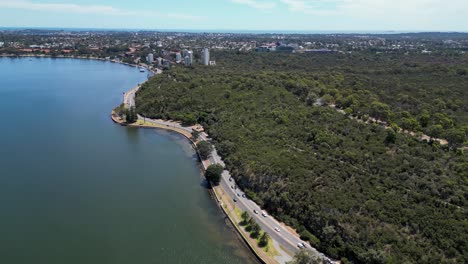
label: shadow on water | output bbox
[200,178,210,189]
[125,126,140,144]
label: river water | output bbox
[0,57,257,264]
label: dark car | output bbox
[242,194,246,198]
[233,198,237,202]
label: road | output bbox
[124,68,161,108]
[123,68,333,263]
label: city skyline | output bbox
[0,0,467,32]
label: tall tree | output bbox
[197,141,213,160]
[259,232,270,247]
[204,164,223,185]
[250,222,261,238]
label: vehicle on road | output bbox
[231,185,234,189]
[233,198,237,202]
[301,242,307,248]
[237,193,240,197]
[274,227,280,232]
[261,211,267,217]
[229,177,232,181]
[297,243,304,249]
[242,194,246,198]
[253,209,258,214]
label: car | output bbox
[237,193,240,197]
[261,211,267,217]
[274,227,280,232]
[242,194,246,198]
[297,243,304,249]
[233,198,237,202]
[301,242,307,248]
[253,209,258,214]
[231,185,234,189]
[229,177,232,182]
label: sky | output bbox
[0,0,467,32]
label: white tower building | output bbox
[201,48,210,66]
[146,53,154,64]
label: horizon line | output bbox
[1,26,468,35]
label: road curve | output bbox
[123,68,333,263]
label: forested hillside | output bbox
[136,51,467,263]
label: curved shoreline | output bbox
[5,55,317,263]
[111,99,278,262]
[110,113,271,264]
[1,55,271,263]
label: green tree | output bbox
[240,211,250,225]
[427,124,444,138]
[250,222,261,238]
[446,128,465,148]
[385,128,397,145]
[204,164,223,185]
[370,101,390,120]
[287,250,324,264]
[196,141,213,160]
[418,111,430,128]
[125,107,138,123]
[259,232,270,247]
[191,130,200,141]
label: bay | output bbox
[0,57,256,264]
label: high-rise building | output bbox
[185,51,193,66]
[184,56,191,66]
[146,53,154,64]
[201,48,210,66]
[175,52,182,62]
[157,57,162,67]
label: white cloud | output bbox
[280,0,342,14]
[0,0,127,15]
[230,0,276,10]
[0,0,202,20]
[279,0,468,30]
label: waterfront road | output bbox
[140,116,331,262]
[123,69,332,263]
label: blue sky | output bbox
[0,0,467,31]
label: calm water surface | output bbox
[0,58,257,264]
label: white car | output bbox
[261,211,267,217]
[297,243,304,249]
[274,227,280,232]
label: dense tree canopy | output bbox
[196,141,212,160]
[136,51,467,263]
[204,164,223,186]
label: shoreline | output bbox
[110,112,272,264]
[111,85,282,263]
[0,53,156,74]
[3,54,322,263]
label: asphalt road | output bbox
[124,68,332,263]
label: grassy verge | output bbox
[213,187,280,263]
